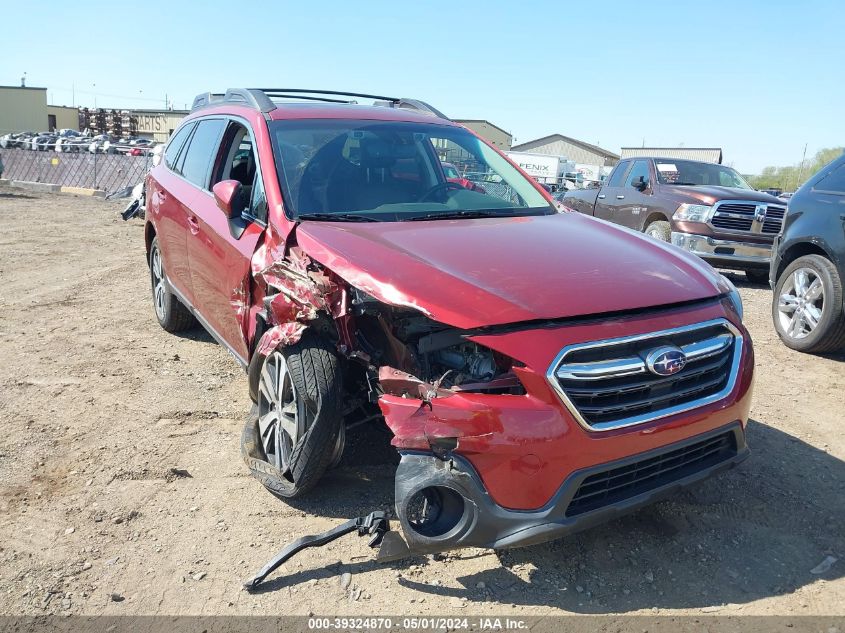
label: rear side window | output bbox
[813,162,845,195]
[164,123,195,173]
[181,119,226,189]
[625,160,650,188]
[607,162,630,187]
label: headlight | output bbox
[673,203,713,223]
[721,274,743,321]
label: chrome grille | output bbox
[548,319,742,431]
[710,200,786,235]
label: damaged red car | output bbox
[143,88,753,558]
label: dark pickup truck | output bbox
[563,157,786,283]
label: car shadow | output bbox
[261,419,844,610]
[171,325,217,346]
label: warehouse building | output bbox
[510,134,619,167]
[0,85,78,134]
[129,109,189,143]
[620,147,723,164]
[454,119,512,150]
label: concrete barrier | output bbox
[60,186,107,198]
[11,180,61,193]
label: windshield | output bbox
[654,159,751,189]
[269,119,553,221]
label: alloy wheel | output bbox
[257,351,305,474]
[151,247,166,321]
[777,267,825,339]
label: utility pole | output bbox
[795,143,808,189]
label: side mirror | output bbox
[212,180,245,219]
[631,177,649,192]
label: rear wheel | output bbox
[148,237,195,332]
[772,254,845,353]
[645,220,671,242]
[245,334,344,498]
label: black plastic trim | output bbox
[393,423,748,554]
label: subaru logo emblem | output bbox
[645,346,687,376]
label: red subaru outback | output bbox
[143,89,753,557]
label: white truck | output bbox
[504,151,575,186]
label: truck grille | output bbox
[710,200,786,235]
[565,430,738,517]
[548,319,742,431]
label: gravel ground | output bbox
[0,188,843,617]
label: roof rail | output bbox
[191,89,276,113]
[191,88,449,119]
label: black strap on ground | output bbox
[243,511,390,591]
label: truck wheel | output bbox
[645,220,671,242]
[772,254,845,353]
[148,237,196,332]
[245,333,343,498]
[745,269,769,285]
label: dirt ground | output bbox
[0,188,843,617]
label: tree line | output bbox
[746,147,844,192]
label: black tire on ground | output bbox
[745,269,770,285]
[772,254,845,354]
[645,220,671,242]
[241,333,343,499]
[148,237,196,333]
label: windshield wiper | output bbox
[404,209,532,222]
[296,212,378,222]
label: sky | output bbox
[3,0,843,174]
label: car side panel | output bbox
[147,167,198,304]
[186,194,264,363]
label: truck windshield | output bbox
[269,119,553,221]
[654,159,752,189]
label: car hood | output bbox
[660,185,784,205]
[295,213,729,329]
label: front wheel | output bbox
[244,334,344,498]
[644,220,671,242]
[772,254,845,353]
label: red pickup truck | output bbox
[563,157,786,283]
[142,89,753,558]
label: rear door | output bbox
[147,121,197,303]
[594,161,630,222]
[184,118,267,365]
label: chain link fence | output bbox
[0,147,150,193]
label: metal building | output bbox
[454,119,513,150]
[130,109,189,142]
[620,147,723,164]
[0,86,78,134]
[510,134,619,167]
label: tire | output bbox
[772,254,845,354]
[745,269,770,285]
[645,220,671,242]
[148,237,195,333]
[242,333,343,498]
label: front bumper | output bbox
[382,423,748,558]
[671,231,772,270]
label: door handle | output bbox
[187,216,200,235]
[616,195,625,200]
[597,194,606,199]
